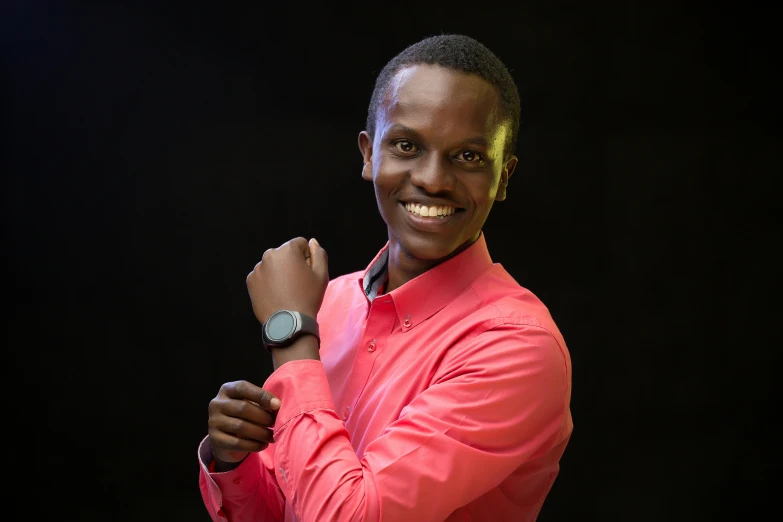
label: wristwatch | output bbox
[261,310,320,351]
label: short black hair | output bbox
[366,34,521,158]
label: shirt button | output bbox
[342,410,349,421]
[233,478,242,485]
[403,319,411,328]
[368,341,376,352]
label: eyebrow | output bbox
[460,136,489,147]
[384,124,425,141]
[384,124,489,148]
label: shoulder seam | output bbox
[474,318,570,396]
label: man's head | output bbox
[366,34,520,160]
[359,34,521,264]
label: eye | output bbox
[393,140,419,154]
[459,151,485,163]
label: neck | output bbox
[385,245,439,293]
[385,233,479,293]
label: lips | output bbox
[400,198,462,209]
[398,202,463,232]
[403,202,457,218]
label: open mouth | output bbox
[401,202,464,219]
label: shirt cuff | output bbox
[262,359,335,431]
[198,435,264,495]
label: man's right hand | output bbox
[207,380,281,466]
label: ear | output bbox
[495,155,518,201]
[358,131,374,181]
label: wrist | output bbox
[270,334,320,370]
[212,452,248,473]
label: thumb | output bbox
[309,238,329,283]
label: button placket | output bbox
[341,298,394,427]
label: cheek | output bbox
[466,177,500,207]
[372,159,407,194]
[371,171,397,214]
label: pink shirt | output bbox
[199,233,573,521]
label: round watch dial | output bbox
[267,311,295,341]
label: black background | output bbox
[3,1,778,521]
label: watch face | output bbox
[267,311,295,341]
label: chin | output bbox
[396,233,463,262]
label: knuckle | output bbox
[283,237,303,250]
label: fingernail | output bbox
[311,238,320,247]
[270,397,281,409]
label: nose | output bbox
[409,154,456,194]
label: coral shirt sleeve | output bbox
[263,323,570,521]
[198,435,286,521]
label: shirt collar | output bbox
[360,247,390,301]
[358,233,494,330]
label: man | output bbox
[198,34,573,521]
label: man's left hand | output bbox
[246,237,329,324]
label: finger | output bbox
[291,236,312,266]
[285,236,309,252]
[283,237,313,266]
[210,413,276,444]
[221,399,277,428]
[308,238,329,283]
[222,381,281,411]
[210,428,271,454]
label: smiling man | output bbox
[359,61,516,290]
[198,34,573,522]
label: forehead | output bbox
[378,65,505,142]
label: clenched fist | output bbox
[246,237,329,324]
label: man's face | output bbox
[359,65,517,262]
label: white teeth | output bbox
[404,203,457,218]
